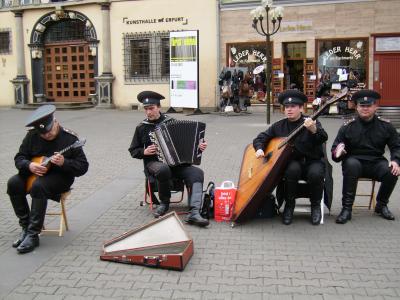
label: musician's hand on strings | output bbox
[255,149,264,158]
[144,144,158,156]
[51,152,64,166]
[304,117,317,134]
[29,162,47,176]
[199,140,207,152]
[334,142,347,159]
[389,161,400,176]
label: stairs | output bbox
[377,107,400,130]
[16,102,95,110]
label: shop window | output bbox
[227,42,271,72]
[0,30,11,54]
[317,38,368,90]
[123,31,170,83]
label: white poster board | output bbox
[169,31,199,109]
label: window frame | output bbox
[123,31,170,84]
[0,29,11,55]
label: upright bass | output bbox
[231,88,348,224]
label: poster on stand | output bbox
[169,30,199,109]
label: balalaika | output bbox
[150,120,206,166]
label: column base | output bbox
[11,76,30,105]
[95,73,115,108]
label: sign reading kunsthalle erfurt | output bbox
[122,17,188,25]
[169,31,199,109]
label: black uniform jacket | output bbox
[253,115,328,161]
[331,115,400,164]
[14,127,89,178]
[128,113,173,166]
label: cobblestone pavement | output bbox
[1,107,400,300]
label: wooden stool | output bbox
[42,190,70,236]
[353,178,376,210]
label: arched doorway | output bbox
[30,10,98,103]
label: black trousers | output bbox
[283,159,325,205]
[146,161,204,201]
[342,157,398,204]
[7,173,74,230]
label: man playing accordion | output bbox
[129,91,209,227]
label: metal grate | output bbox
[123,31,170,83]
[0,30,11,54]
[44,19,92,43]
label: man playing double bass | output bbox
[7,105,89,254]
[253,90,328,225]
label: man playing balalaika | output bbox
[7,105,89,254]
[128,91,209,227]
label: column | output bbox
[95,2,115,108]
[11,10,29,105]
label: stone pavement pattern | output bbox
[0,108,400,300]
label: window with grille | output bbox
[0,30,11,54]
[124,32,170,83]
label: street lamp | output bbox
[251,0,284,124]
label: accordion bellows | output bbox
[154,120,206,166]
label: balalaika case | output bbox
[100,212,193,271]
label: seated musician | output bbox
[128,91,209,227]
[253,90,328,225]
[7,105,89,254]
[332,90,400,224]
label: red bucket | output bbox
[214,181,237,222]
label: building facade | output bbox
[220,0,400,106]
[0,0,218,109]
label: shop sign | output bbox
[280,21,313,33]
[122,17,188,25]
[321,45,362,63]
[232,49,267,63]
[376,37,400,52]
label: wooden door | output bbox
[44,42,95,102]
[373,53,400,106]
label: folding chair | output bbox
[42,190,71,237]
[353,177,376,210]
[140,175,185,212]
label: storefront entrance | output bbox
[44,43,95,102]
[283,42,306,92]
[285,60,304,91]
[373,35,400,107]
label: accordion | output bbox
[153,120,206,167]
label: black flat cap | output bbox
[137,91,165,107]
[351,89,380,105]
[25,104,56,134]
[278,90,308,106]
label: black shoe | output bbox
[12,228,27,248]
[311,206,322,225]
[336,208,352,224]
[153,203,169,218]
[185,213,209,227]
[16,234,39,254]
[282,205,294,225]
[375,205,395,220]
